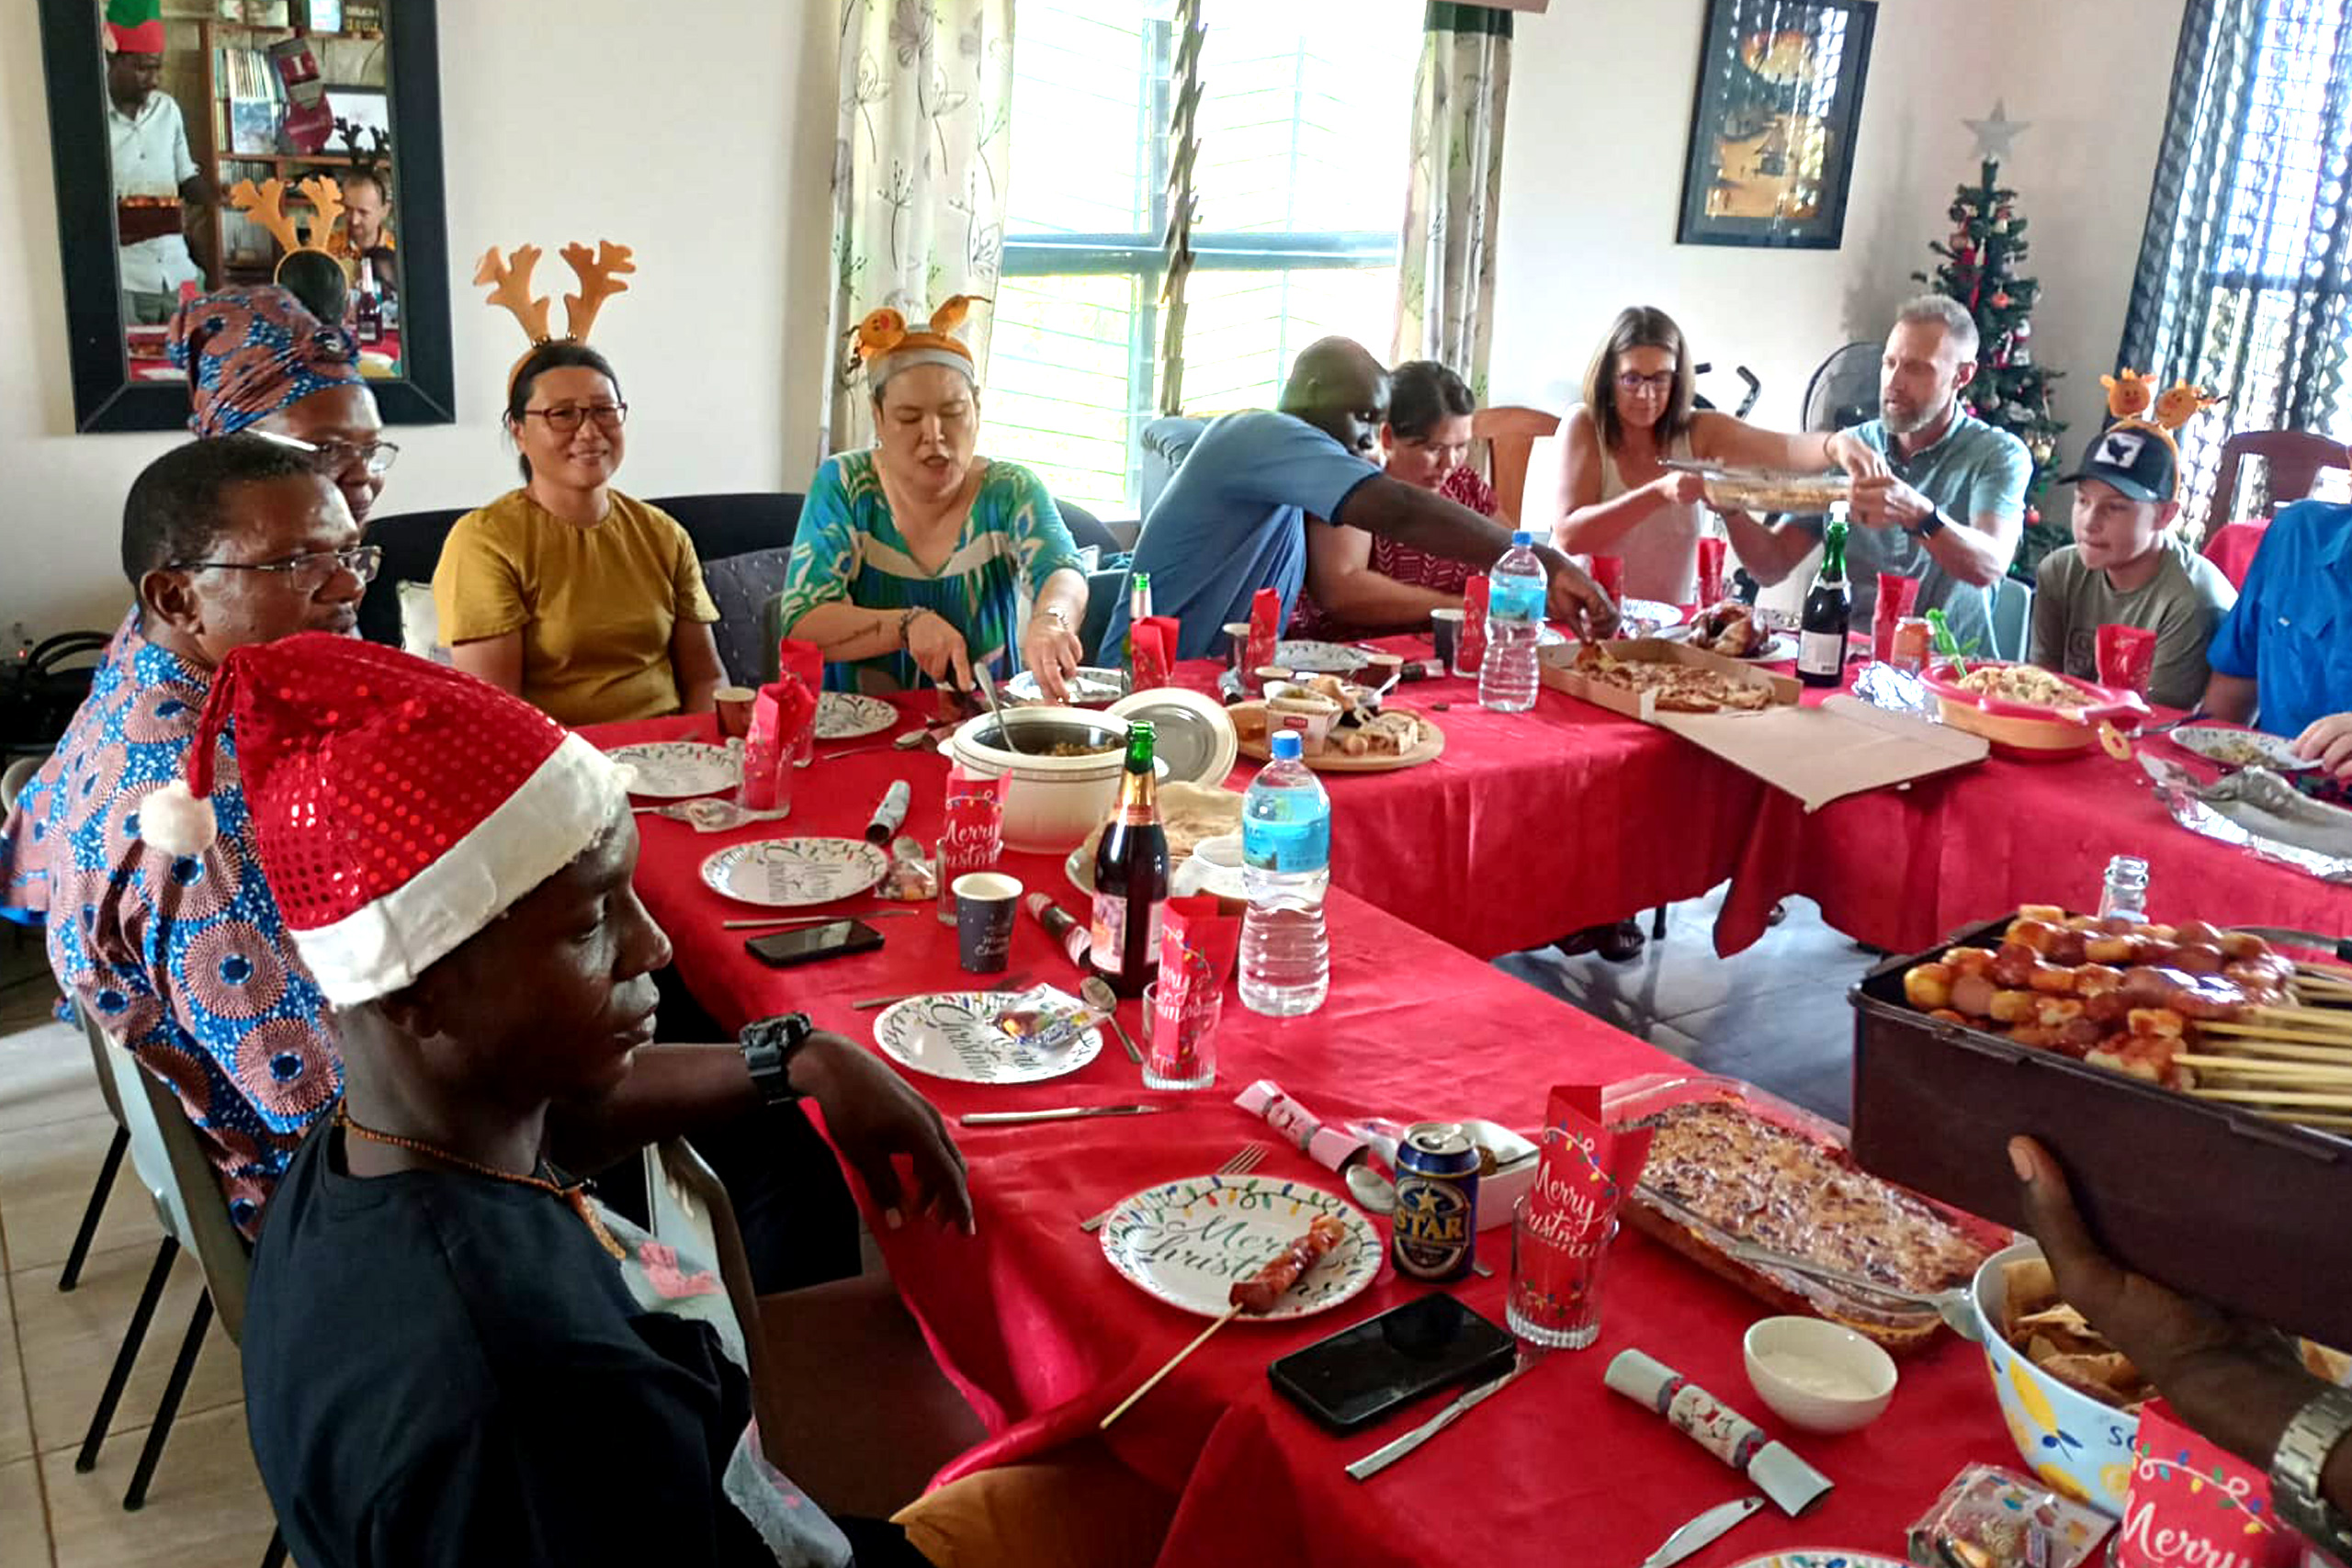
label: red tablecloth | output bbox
[2202,517,2270,589]
[592,705,2018,1568]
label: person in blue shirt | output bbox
[1722,296,2033,653]
[2202,498,2352,777]
[1104,338,1614,660]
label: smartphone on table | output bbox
[743,919,887,968]
[1266,1293,1516,1434]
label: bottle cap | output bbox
[1271,731,1303,760]
[1511,529,1535,546]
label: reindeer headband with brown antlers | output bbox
[230,175,349,286]
[849,296,989,391]
[476,240,636,393]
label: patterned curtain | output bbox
[821,0,1016,456]
[1392,2,1511,398]
[2116,0,2352,513]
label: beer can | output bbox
[1390,1122,1479,1281]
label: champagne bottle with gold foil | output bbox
[1089,721,1169,997]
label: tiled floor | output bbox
[0,932,282,1568]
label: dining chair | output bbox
[56,1014,130,1293]
[73,1010,288,1565]
[1470,406,1560,525]
[2203,428,2350,540]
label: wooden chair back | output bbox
[1470,405,1559,525]
[2205,428,2350,537]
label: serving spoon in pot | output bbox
[972,665,1032,756]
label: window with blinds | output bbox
[979,0,1420,515]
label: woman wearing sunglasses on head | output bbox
[1552,305,1874,606]
[433,341,725,726]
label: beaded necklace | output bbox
[334,1101,626,1259]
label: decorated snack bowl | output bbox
[1919,661,2149,758]
[1962,1240,2138,1515]
[947,707,1135,852]
[1742,1315,1898,1435]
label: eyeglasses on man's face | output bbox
[251,429,401,478]
[167,545,383,592]
[522,402,629,434]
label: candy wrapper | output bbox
[992,984,1109,1055]
[936,767,1007,924]
[777,638,824,766]
[1245,588,1281,684]
[2112,1404,2299,1568]
[1514,1085,1652,1340]
[736,675,816,813]
[1460,574,1490,674]
[1148,896,1240,1087]
[1908,1463,2112,1568]
[1235,1080,1367,1171]
[876,836,937,901]
[1130,618,1175,693]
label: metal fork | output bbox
[1080,1143,1268,1233]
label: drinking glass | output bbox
[1509,1203,1616,1350]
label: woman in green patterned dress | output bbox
[772,302,1088,699]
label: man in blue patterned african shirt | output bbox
[0,435,374,1233]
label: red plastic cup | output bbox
[1872,573,1922,664]
[1695,537,1727,607]
[2095,624,2158,696]
[1589,555,1625,602]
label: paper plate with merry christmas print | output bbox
[1098,1174,1380,1321]
[699,837,889,908]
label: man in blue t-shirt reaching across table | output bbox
[1104,338,1616,660]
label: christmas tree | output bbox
[1913,156,2068,579]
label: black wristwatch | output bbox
[1906,508,1949,540]
[739,1012,816,1106]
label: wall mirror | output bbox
[36,0,453,432]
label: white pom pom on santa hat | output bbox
[139,778,220,857]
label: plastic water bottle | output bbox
[1478,529,1548,713]
[1239,730,1331,1016]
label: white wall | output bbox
[1487,0,2185,461]
[0,0,841,641]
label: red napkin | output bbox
[738,674,817,812]
[1150,897,1240,1084]
[1130,620,1176,692]
[1245,588,1280,676]
[1460,574,1490,671]
[777,637,824,762]
[2119,1401,2300,1567]
[2096,624,2158,695]
[1510,1086,1654,1338]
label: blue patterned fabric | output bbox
[0,616,339,1235]
[168,285,363,439]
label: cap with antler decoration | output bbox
[230,175,352,287]
[849,295,990,391]
[477,240,636,392]
[2069,368,2223,502]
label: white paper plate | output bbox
[1726,1553,1907,1568]
[814,692,898,740]
[608,741,741,799]
[699,837,889,908]
[2168,725,2317,772]
[1098,1175,1382,1321]
[1003,667,1131,706]
[1274,640,1369,673]
[873,989,1102,1084]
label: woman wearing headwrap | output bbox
[770,299,1088,700]
[170,284,396,525]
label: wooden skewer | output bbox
[2199,1022,2352,1049]
[2250,1005,2352,1033]
[2296,959,2352,984]
[2188,1087,2352,1110]
[2190,1036,2352,1064]
[2177,1054,2352,1081]
[1100,1306,1243,1431]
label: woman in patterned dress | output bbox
[1291,360,1490,640]
[773,304,1088,700]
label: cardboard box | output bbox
[1541,642,1987,810]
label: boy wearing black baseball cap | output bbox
[2028,424,2235,708]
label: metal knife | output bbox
[2231,925,2352,963]
[960,1104,1160,1126]
[1344,1363,1526,1482]
[1636,1495,1765,1568]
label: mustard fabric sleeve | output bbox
[431,496,532,644]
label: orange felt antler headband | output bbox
[231,175,349,286]
[847,295,989,383]
[477,239,636,389]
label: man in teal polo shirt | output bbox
[1725,295,2032,652]
[2203,498,2352,778]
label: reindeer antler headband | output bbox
[476,240,636,391]
[229,175,349,286]
[2098,367,2222,500]
[849,295,989,388]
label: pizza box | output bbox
[1540,642,1986,809]
[1851,914,2352,1348]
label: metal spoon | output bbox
[1080,976,1143,1064]
[972,665,1029,756]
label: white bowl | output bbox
[1743,1315,1899,1434]
[947,707,1131,852]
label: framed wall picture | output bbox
[1676,0,1877,249]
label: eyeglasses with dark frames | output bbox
[1615,371,1678,394]
[166,545,383,590]
[521,402,629,434]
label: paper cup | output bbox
[1695,536,1728,607]
[1430,608,1465,671]
[1222,622,1252,674]
[953,872,1022,973]
[2095,624,2158,696]
[714,685,757,739]
[1266,694,1341,756]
